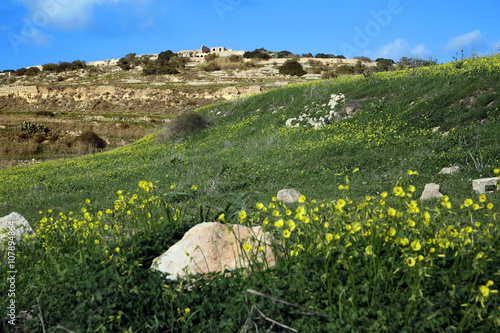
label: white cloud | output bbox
[370,38,431,60]
[445,29,483,53]
[16,0,146,29]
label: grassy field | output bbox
[1,54,499,332]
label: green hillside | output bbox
[1,55,499,332]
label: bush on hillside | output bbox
[278,59,306,76]
[57,62,71,72]
[26,67,40,77]
[321,71,337,79]
[157,50,176,65]
[18,121,50,134]
[70,60,86,71]
[169,56,189,69]
[397,56,438,69]
[77,131,107,149]
[15,68,27,76]
[118,57,132,71]
[42,63,59,72]
[204,53,219,62]
[157,64,179,75]
[228,54,243,62]
[375,58,395,72]
[159,111,210,140]
[276,50,293,58]
[200,62,221,72]
[354,56,373,62]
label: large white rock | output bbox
[152,222,281,280]
[277,189,301,203]
[0,212,35,244]
[420,183,443,200]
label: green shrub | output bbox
[157,50,176,65]
[239,61,256,70]
[42,63,59,72]
[170,56,189,69]
[77,131,107,149]
[118,58,132,71]
[57,62,71,72]
[204,53,219,62]
[15,68,27,76]
[70,60,86,71]
[200,62,220,72]
[321,71,337,79]
[159,111,210,140]
[142,63,157,75]
[278,59,306,76]
[0,76,16,84]
[158,64,178,75]
[18,121,50,134]
[26,67,40,77]
[228,55,243,62]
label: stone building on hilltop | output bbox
[179,45,245,58]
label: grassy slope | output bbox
[0,55,499,223]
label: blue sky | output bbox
[1,0,499,70]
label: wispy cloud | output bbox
[15,0,149,29]
[370,38,431,60]
[445,29,483,53]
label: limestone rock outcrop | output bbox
[152,222,281,280]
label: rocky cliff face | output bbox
[0,85,262,115]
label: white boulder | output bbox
[420,183,443,200]
[152,222,281,280]
[277,189,301,203]
[0,212,35,244]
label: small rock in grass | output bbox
[420,183,443,200]
[439,166,460,175]
[277,189,301,203]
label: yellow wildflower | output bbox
[406,257,416,267]
[388,207,397,216]
[325,233,333,243]
[286,220,296,231]
[274,219,284,229]
[411,240,421,251]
